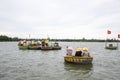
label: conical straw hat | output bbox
[76,48,82,51]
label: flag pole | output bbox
[117,34,120,49]
[105,30,111,47]
[105,30,109,47]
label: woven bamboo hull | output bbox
[64,56,93,64]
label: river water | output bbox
[0,42,120,80]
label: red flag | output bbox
[118,34,120,38]
[107,30,111,34]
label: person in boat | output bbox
[45,39,49,46]
[54,42,59,47]
[109,44,113,47]
[82,47,90,56]
[27,41,30,46]
[29,41,32,46]
[23,40,26,47]
[31,40,35,46]
[66,46,73,56]
[75,48,82,56]
[19,40,23,46]
[34,41,38,46]
[37,40,41,46]
[20,40,24,46]
[41,39,45,47]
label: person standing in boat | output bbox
[41,39,45,47]
[66,46,73,56]
[31,40,35,46]
[45,39,49,46]
[82,47,90,56]
[75,48,82,56]
[37,40,41,46]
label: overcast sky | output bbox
[0,0,120,39]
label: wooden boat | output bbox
[28,45,41,50]
[53,46,61,50]
[64,56,93,64]
[41,46,62,50]
[18,46,28,50]
[41,46,53,50]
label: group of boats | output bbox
[18,39,61,50]
[17,30,120,65]
[18,43,61,50]
[64,40,119,64]
[64,42,119,64]
[18,40,93,64]
[18,30,119,64]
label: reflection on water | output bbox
[64,63,93,79]
[64,63,93,71]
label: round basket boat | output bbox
[105,46,118,50]
[64,56,93,64]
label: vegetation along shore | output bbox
[0,35,119,42]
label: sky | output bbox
[0,0,120,39]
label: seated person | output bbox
[45,39,49,46]
[66,47,73,56]
[41,40,45,47]
[82,47,90,56]
[18,40,23,46]
[75,48,82,56]
[109,44,113,47]
[54,43,59,47]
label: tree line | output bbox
[0,35,19,41]
[0,35,119,42]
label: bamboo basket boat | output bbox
[64,56,93,64]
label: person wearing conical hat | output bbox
[75,48,82,56]
[66,46,73,56]
[82,47,90,56]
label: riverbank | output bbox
[0,35,119,42]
